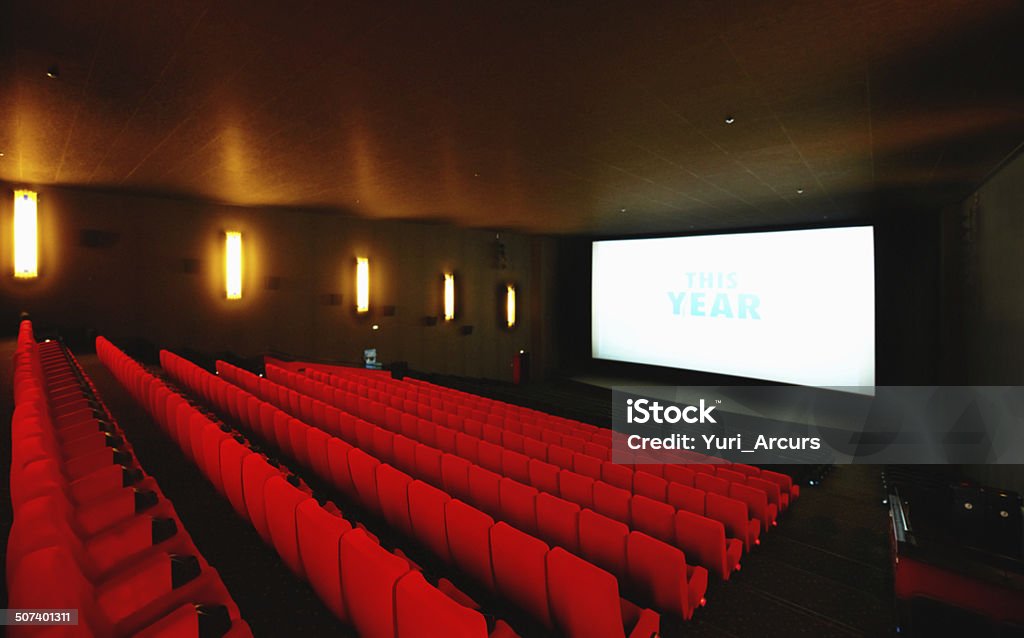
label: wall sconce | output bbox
[13,190,38,279]
[443,273,455,321]
[356,257,370,312]
[505,284,516,328]
[225,231,243,299]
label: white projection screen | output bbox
[592,226,875,387]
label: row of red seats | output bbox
[163,351,662,637]
[216,358,708,622]
[8,322,250,638]
[298,361,799,509]
[98,338,518,638]
[261,362,745,581]
[297,362,795,523]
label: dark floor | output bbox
[2,340,898,637]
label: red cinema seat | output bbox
[547,547,661,638]
[633,471,668,501]
[441,453,472,500]
[498,478,539,536]
[601,462,634,491]
[593,481,632,525]
[559,470,595,509]
[730,481,777,531]
[305,428,332,484]
[445,499,496,590]
[573,453,602,480]
[579,509,630,578]
[264,476,313,577]
[716,467,747,485]
[468,465,502,513]
[490,522,553,628]
[626,531,708,621]
[325,438,356,497]
[747,475,786,515]
[674,509,741,581]
[241,454,280,545]
[395,571,489,638]
[296,500,352,620]
[536,492,581,553]
[695,472,730,497]
[501,449,531,484]
[340,529,411,638]
[630,495,676,544]
[705,492,759,552]
[528,459,560,496]
[664,465,696,487]
[347,448,381,510]
[414,444,444,486]
[220,440,252,520]
[393,434,418,473]
[667,482,706,515]
[408,480,453,563]
[376,464,414,537]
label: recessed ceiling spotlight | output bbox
[619,208,627,213]
[372,324,380,331]
[724,116,735,125]
[796,188,804,195]
[473,173,480,178]
[46,66,60,79]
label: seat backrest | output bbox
[501,449,531,484]
[593,481,632,525]
[547,547,628,638]
[340,529,411,638]
[325,437,356,498]
[674,509,727,580]
[705,492,749,543]
[573,453,602,480]
[477,440,503,473]
[296,499,352,620]
[498,478,539,536]
[631,494,676,544]
[528,459,560,495]
[695,472,730,497]
[490,522,552,628]
[408,480,453,563]
[626,531,696,620]
[376,463,414,537]
[633,471,668,501]
[445,499,496,590]
[264,475,314,578]
[347,448,381,510]
[601,462,634,491]
[716,467,747,484]
[455,432,480,463]
[467,465,501,512]
[414,444,443,486]
[440,453,471,500]
[559,470,595,509]
[394,571,488,638]
[305,428,332,484]
[668,482,706,515]
[664,464,695,487]
[536,492,581,554]
[578,509,629,579]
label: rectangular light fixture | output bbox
[443,273,455,321]
[356,257,370,312]
[225,231,242,299]
[506,284,516,328]
[13,190,38,279]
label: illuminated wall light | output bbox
[505,284,516,328]
[356,257,370,312]
[443,273,456,321]
[225,231,243,299]
[13,190,38,278]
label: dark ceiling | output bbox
[1,1,1022,235]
